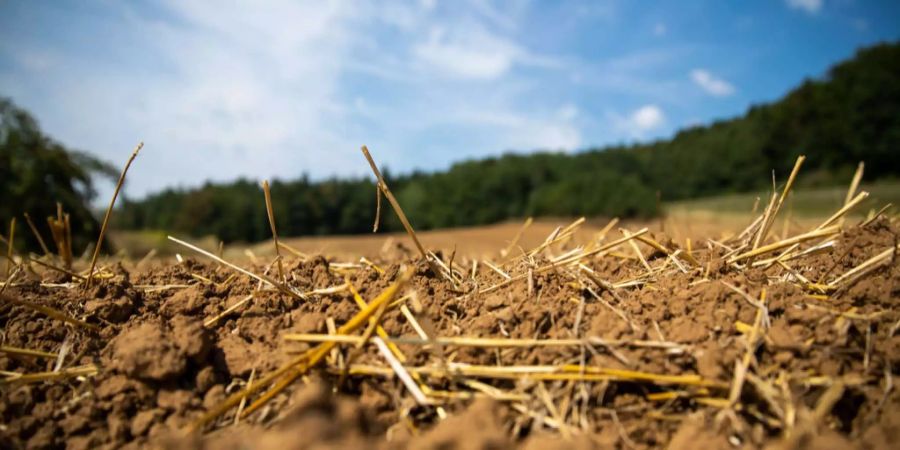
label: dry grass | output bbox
[3,149,897,448]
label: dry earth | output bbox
[2,208,898,449]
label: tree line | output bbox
[115,42,899,243]
[3,42,898,251]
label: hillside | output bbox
[115,42,900,243]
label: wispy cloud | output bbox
[786,0,823,15]
[571,47,691,106]
[454,105,582,151]
[690,69,736,97]
[413,25,533,80]
[0,1,577,197]
[610,104,666,139]
[630,105,666,131]
[3,0,889,199]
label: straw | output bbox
[86,142,143,288]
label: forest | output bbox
[3,42,899,248]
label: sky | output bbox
[1,0,898,200]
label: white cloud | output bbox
[531,123,581,151]
[631,105,665,130]
[412,24,555,80]
[413,26,518,80]
[20,1,369,199]
[435,99,583,152]
[611,104,666,138]
[490,114,581,152]
[786,0,823,14]
[0,1,578,199]
[690,69,735,97]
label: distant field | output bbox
[111,181,896,262]
[659,180,897,245]
[665,180,899,217]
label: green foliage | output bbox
[0,97,116,254]
[760,42,900,179]
[7,42,899,246]
[117,177,381,242]
[588,41,900,199]
[117,42,900,243]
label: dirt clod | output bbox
[1,217,898,449]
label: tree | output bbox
[0,97,115,254]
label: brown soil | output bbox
[1,216,898,449]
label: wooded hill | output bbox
[117,42,898,243]
[5,42,898,249]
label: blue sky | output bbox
[1,0,898,200]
